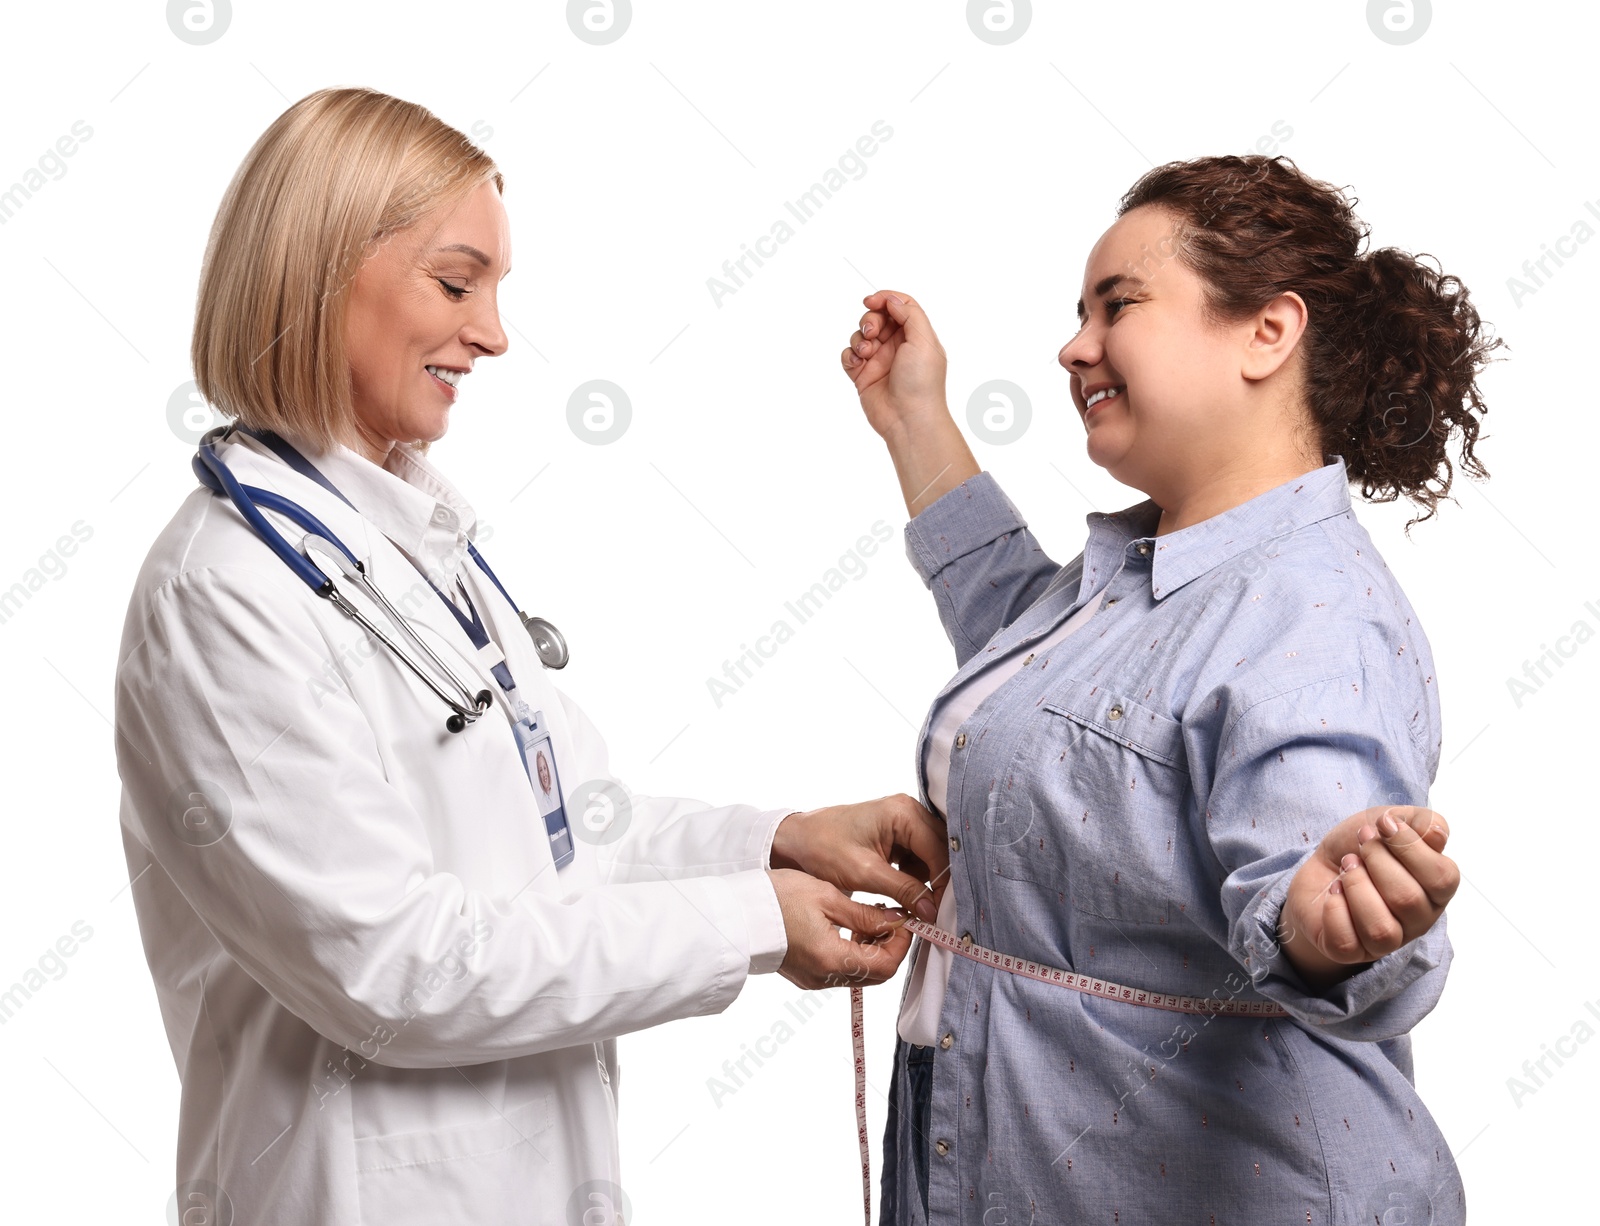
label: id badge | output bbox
[508,705,575,869]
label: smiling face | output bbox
[1058,204,1316,521]
[341,179,511,462]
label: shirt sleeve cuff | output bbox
[758,808,799,869]
[1238,853,1450,1041]
[903,471,1028,587]
[724,867,788,976]
[720,805,797,871]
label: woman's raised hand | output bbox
[841,291,980,516]
[842,291,950,439]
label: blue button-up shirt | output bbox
[879,458,1462,1225]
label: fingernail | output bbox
[1329,878,1344,896]
[887,294,904,305]
[1378,811,1399,837]
[1340,853,1360,873]
[845,350,859,366]
[915,897,936,921]
[1356,824,1377,847]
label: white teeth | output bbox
[1085,386,1123,410]
[426,365,464,387]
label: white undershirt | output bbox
[897,590,1105,1046]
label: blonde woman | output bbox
[114,87,948,1225]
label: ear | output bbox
[1239,290,1308,383]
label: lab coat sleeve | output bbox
[903,470,1066,668]
[550,686,790,975]
[1196,668,1451,1041]
[114,564,784,1069]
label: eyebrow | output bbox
[435,242,504,269]
[1076,274,1146,323]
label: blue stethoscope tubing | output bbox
[192,423,568,733]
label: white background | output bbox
[0,1,1591,1221]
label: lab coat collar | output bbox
[1084,456,1354,602]
[268,433,480,577]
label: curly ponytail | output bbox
[1116,154,1506,529]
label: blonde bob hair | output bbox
[192,86,502,455]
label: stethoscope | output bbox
[193,423,569,734]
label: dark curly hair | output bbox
[1116,154,1504,529]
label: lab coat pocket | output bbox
[354,1095,552,1224]
[985,678,1187,926]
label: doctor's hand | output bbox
[767,869,914,991]
[770,793,950,923]
[1278,805,1458,993]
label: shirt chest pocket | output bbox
[981,679,1188,926]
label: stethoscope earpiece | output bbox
[447,693,495,735]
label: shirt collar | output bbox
[284,437,479,568]
[1083,456,1354,602]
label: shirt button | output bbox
[1108,705,1124,720]
[939,1031,954,1050]
[960,931,973,950]
[949,835,961,851]
[1106,597,1118,606]
[1136,542,1151,556]
[954,732,967,749]
[934,1139,951,1157]
[1023,653,1035,665]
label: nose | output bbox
[463,291,509,358]
[1058,319,1102,383]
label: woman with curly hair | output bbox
[840,154,1498,1223]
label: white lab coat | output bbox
[113,430,790,1225]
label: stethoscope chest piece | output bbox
[521,614,569,670]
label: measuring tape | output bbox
[848,915,1289,1225]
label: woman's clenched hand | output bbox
[1279,804,1459,992]
[842,291,950,440]
[840,291,979,516]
